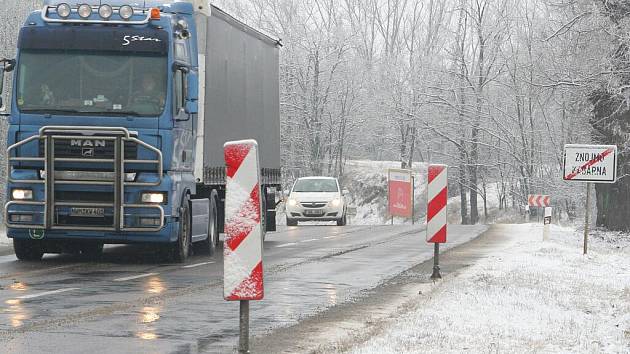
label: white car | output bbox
[285,177,348,226]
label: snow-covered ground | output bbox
[345,224,630,353]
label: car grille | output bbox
[300,202,327,208]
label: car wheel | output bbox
[14,239,44,261]
[286,217,298,226]
[337,213,347,226]
[172,196,192,262]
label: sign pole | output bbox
[430,243,441,279]
[584,182,591,255]
[411,175,415,225]
[238,300,250,354]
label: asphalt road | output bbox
[0,224,487,354]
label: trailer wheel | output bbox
[198,196,218,256]
[14,239,44,261]
[172,196,192,262]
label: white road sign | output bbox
[563,144,617,183]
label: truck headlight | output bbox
[330,198,341,207]
[56,3,71,18]
[141,192,167,204]
[287,198,297,207]
[119,5,134,20]
[12,189,33,200]
[78,4,92,19]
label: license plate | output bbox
[304,210,324,216]
[70,207,105,218]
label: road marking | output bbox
[182,261,215,269]
[301,239,317,243]
[114,272,159,282]
[17,288,80,300]
[323,236,336,239]
[276,242,297,248]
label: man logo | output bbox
[82,148,94,157]
[71,139,106,147]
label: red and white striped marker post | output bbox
[224,139,264,354]
[427,164,447,279]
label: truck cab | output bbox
[0,1,281,261]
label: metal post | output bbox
[430,243,441,279]
[411,175,415,225]
[238,300,250,354]
[584,182,591,255]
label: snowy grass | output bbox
[344,224,630,353]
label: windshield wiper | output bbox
[21,108,146,117]
[21,108,88,115]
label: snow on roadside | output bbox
[345,224,630,353]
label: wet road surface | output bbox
[0,224,487,353]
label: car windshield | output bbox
[293,179,339,193]
[16,49,167,117]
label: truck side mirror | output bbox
[185,100,198,114]
[0,59,15,112]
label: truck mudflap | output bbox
[5,126,165,232]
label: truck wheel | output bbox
[198,197,218,256]
[172,197,192,262]
[80,243,104,260]
[286,218,297,226]
[14,239,44,261]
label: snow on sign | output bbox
[223,140,264,301]
[388,169,413,218]
[563,144,617,183]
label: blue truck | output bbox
[0,0,281,261]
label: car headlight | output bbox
[12,189,33,200]
[141,192,167,204]
[330,198,341,207]
[287,198,297,207]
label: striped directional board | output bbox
[427,164,447,243]
[528,195,550,207]
[223,139,264,301]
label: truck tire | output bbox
[286,217,297,226]
[14,239,44,261]
[172,196,192,262]
[198,196,219,256]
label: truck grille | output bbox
[55,191,114,203]
[39,139,137,159]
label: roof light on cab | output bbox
[77,4,92,19]
[56,3,71,18]
[119,5,134,20]
[98,4,113,20]
[150,8,160,20]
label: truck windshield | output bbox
[16,50,167,117]
[293,179,339,193]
